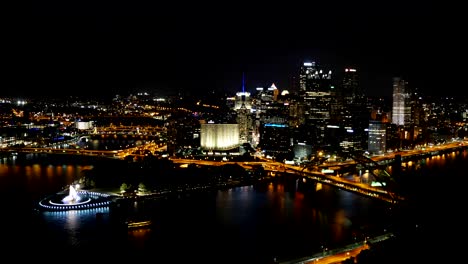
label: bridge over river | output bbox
[2,140,466,204]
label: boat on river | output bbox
[126,219,152,229]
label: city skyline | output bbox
[7,2,463,98]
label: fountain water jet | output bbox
[38,183,112,211]
[61,185,81,204]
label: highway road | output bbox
[280,233,394,264]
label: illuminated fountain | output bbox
[61,185,82,204]
[38,184,113,211]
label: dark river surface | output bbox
[1,146,467,263]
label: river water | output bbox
[1,147,466,263]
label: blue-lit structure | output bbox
[38,189,114,211]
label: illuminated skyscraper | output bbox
[234,91,252,110]
[368,120,386,155]
[234,73,254,145]
[391,77,411,126]
[299,62,316,91]
[298,61,333,145]
[299,62,332,92]
[342,68,360,97]
[337,67,368,150]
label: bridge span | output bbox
[2,140,465,204]
[169,158,402,204]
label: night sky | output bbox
[6,2,464,98]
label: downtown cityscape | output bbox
[4,2,466,263]
[1,59,468,263]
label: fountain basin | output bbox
[38,189,113,211]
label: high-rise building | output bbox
[368,120,386,155]
[256,83,280,103]
[299,62,332,92]
[236,97,251,144]
[335,67,368,150]
[233,73,254,145]
[391,77,411,126]
[299,62,316,91]
[342,68,360,96]
[298,61,333,146]
[259,123,291,160]
[233,91,252,110]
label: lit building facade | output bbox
[76,121,94,130]
[233,73,255,146]
[299,61,333,145]
[236,99,252,145]
[257,83,279,102]
[335,67,368,150]
[234,91,253,110]
[368,120,386,155]
[200,123,240,151]
[392,77,411,126]
[259,123,291,160]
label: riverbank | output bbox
[278,233,394,264]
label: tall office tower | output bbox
[251,82,292,157]
[234,91,252,110]
[391,77,411,126]
[368,120,387,155]
[256,83,279,102]
[407,87,426,127]
[236,98,251,145]
[342,68,361,98]
[298,61,333,146]
[407,87,426,143]
[299,62,317,91]
[299,62,332,92]
[339,68,368,150]
[330,68,359,124]
[258,123,291,160]
[234,73,254,146]
[286,92,303,128]
[251,83,284,147]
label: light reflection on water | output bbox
[41,208,111,248]
[1,148,466,262]
[34,182,379,261]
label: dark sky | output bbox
[6,2,464,98]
